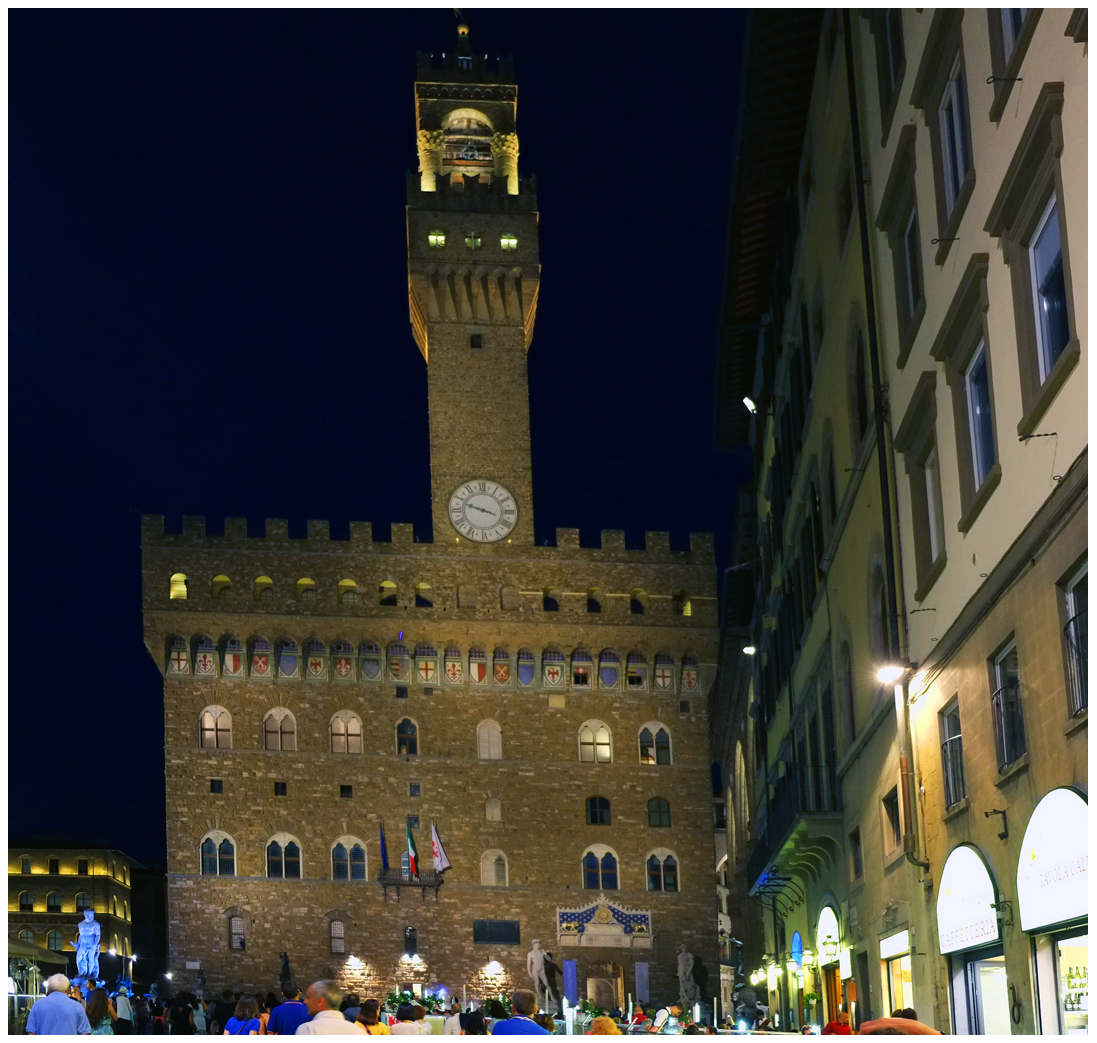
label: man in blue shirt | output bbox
[266,980,311,1035]
[26,974,92,1035]
[490,990,551,1035]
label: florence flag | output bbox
[431,820,452,872]
[406,819,419,878]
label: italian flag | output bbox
[406,820,419,878]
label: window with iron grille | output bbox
[47,892,61,912]
[48,858,59,875]
[1064,563,1087,716]
[330,920,346,954]
[991,641,1026,771]
[21,857,31,874]
[19,891,32,911]
[939,702,966,807]
[230,916,245,950]
[78,859,89,875]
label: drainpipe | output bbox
[841,11,930,874]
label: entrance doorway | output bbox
[586,961,624,1012]
[823,965,841,1023]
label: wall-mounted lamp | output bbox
[743,646,756,656]
[821,937,839,959]
[984,808,1008,840]
[485,960,503,976]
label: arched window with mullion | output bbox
[582,848,619,890]
[218,839,235,876]
[201,839,217,875]
[579,722,612,763]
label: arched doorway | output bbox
[586,961,624,1012]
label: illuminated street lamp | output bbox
[876,663,906,684]
[743,397,757,414]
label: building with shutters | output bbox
[142,22,721,1010]
[712,8,1086,1035]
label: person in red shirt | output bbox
[821,1010,851,1034]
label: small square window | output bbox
[470,334,482,349]
[465,234,482,250]
[274,782,287,796]
[679,700,691,714]
[396,686,408,699]
[77,859,89,876]
[423,687,433,697]
[210,779,223,794]
[500,234,518,251]
[21,857,31,874]
[428,231,445,248]
[409,782,421,797]
[407,815,420,830]
[340,785,353,799]
[48,858,59,875]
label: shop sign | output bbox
[838,948,852,980]
[879,930,909,960]
[1017,788,1089,932]
[936,844,1000,954]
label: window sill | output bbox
[895,297,927,370]
[935,172,976,266]
[943,796,970,822]
[994,752,1030,787]
[914,553,947,603]
[883,847,906,871]
[957,462,1003,534]
[1017,337,1081,438]
[1065,709,1087,737]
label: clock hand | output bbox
[468,503,497,516]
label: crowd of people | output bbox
[22,976,941,1036]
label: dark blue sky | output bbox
[10,9,748,867]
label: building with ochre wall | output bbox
[8,846,138,975]
[714,8,1086,1036]
[142,24,720,1009]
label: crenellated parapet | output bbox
[140,515,718,626]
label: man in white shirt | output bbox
[114,986,134,1034]
[295,981,365,1035]
[443,1003,463,1035]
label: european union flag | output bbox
[380,820,390,872]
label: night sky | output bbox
[10,9,749,869]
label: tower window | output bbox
[465,233,482,250]
[341,785,353,799]
[471,333,482,349]
[210,779,223,794]
[274,782,287,796]
[500,234,518,251]
[458,56,472,72]
[428,231,445,248]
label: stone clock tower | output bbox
[407,23,540,546]
[143,19,720,1014]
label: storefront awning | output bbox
[7,936,70,965]
[936,844,1001,954]
[1017,787,1089,933]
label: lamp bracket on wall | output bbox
[987,75,1023,83]
[991,900,1015,928]
[984,808,1008,840]
[931,236,959,244]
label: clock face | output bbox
[448,480,518,542]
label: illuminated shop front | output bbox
[1017,788,1088,1035]
[815,906,843,1024]
[936,844,1010,1034]
[880,928,913,1014]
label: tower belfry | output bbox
[407,22,540,546]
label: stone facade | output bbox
[143,24,720,1008]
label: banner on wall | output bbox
[635,962,650,1003]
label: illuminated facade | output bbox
[143,23,721,1009]
[7,846,137,971]
[714,8,1086,1035]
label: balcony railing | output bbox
[941,735,966,807]
[377,867,444,901]
[991,681,1027,772]
[1065,610,1087,716]
[747,764,840,887]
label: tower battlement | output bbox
[415,50,515,85]
[140,514,715,565]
